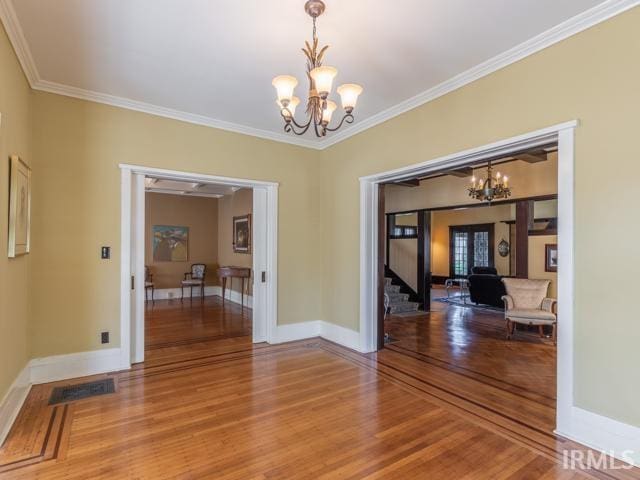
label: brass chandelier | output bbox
[272,0,363,137]
[468,161,511,203]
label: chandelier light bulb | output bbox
[310,66,338,98]
[279,96,300,118]
[322,100,337,124]
[470,175,476,185]
[272,75,298,105]
[337,83,363,112]
[503,175,509,187]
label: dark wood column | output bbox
[385,214,395,267]
[515,200,534,278]
[377,184,386,350]
[417,210,431,311]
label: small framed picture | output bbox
[233,214,252,254]
[8,155,32,257]
[545,243,558,272]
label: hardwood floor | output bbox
[145,295,252,351]
[1,299,637,479]
[384,286,556,431]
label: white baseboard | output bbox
[29,347,122,385]
[0,363,31,447]
[271,320,321,343]
[218,286,253,309]
[319,322,362,351]
[151,286,217,300]
[556,406,640,467]
[151,286,253,308]
[270,320,362,351]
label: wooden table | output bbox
[218,266,251,307]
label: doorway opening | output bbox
[359,122,576,436]
[119,165,278,366]
[142,179,253,353]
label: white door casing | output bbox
[120,164,279,366]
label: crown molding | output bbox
[1,0,637,151]
[321,0,640,149]
[33,79,323,149]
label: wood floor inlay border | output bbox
[0,404,71,474]
[386,343,557,404]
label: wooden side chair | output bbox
[501,278,557,344]
[145,266,155,302]
[181,263,206,301]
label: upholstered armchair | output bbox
[181,264,206,301]
[501,278,557,344]
[145,266,154,302]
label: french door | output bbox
[449,223,495,277]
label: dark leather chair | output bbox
[467,266,506,307]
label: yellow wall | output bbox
[529,235,558,298]
[320,8,640,426]
[389,239,418,291]
[217,188,253,295]
[145,193,219,289]
[431,205,512,277]
[0,26,31,400]
[29,91,322,358]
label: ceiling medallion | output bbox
[272,0,363,137]
[468,161,511,203]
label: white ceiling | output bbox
[2,0,627,148]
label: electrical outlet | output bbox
[101,246,111,259]
[101,331,109,344]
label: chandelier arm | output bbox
[280,109,314,135]
[289,113,313,131]
[312,116,323,137]
[284,118,313,136]
[324,113,354,132]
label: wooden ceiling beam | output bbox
[443,167,474,178]
[516,151,548,163]
[392,178,421,187]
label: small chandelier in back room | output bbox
[271,0,363,137]
[468,161,511,203]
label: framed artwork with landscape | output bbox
[8,155,31,258]
[153,225,189,262]
[233,214,252,254]
[545,243,558,272]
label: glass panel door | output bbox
[452,231,469,277]
[449,224,495,278]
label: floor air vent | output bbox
[48,378,115,405]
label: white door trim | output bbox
[119,164,279,367]
[359,120,577,431]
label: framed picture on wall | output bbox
[545,243,558,272]
[152,225,189,262]
[8,155,32,258]
[233,214,251,254]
